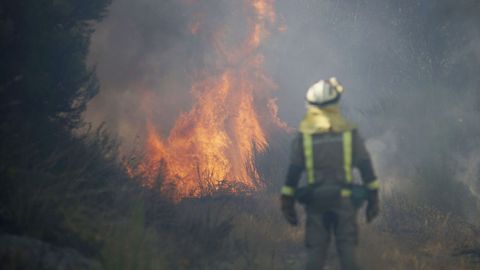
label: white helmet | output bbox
[306,77,344,106]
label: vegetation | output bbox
[1,0,112,247]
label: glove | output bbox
[366,190,380,223]
[281,195,298,226]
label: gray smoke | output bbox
[268,0,480,220]
[85,0,193,142]
[85,0,480,219]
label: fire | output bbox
[130,0,287,200]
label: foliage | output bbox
[0,0,110,128]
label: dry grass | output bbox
[172,192,480,270]
[3,125,478,270]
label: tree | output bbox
[0,0,112,247]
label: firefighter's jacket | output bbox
[281,105,379,198]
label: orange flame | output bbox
[131,0,287,200]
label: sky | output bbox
[85,0,480,219]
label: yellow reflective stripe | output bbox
[341,189,352,197]
[281,186,296,196]
[343,131,353,183]
[303,133,315,184]
[367,179,380,190]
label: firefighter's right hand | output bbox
[281,195,298,226]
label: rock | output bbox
[0,234,103,270]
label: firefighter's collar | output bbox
[299,104,356,134]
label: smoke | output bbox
[86,0,277,143]
[266,0,480,219]
[85,0,194,143]
[85,0,480,217]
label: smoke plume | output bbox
[86,0,480,216]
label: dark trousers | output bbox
[305,199,361,270]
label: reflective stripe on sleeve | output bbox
[367,179,380,190]
[343,131,353,183]
[281,186,296,196]
[303,133,315,184]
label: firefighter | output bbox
[280,78,380,270]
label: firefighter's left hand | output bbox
[281,195,298,226]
